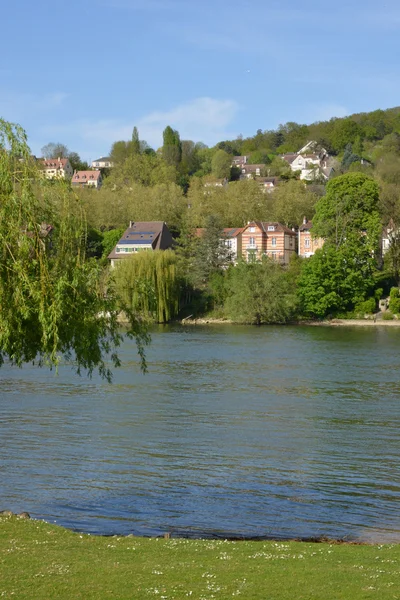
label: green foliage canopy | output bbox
[0,119,148,380]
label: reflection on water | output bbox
[1,325,400,542]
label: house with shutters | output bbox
[40,157,73,180]
[91,156,114,169]
[72,170,102,189]
[241,221,297,264]
[108,221,173,267]
[298,217,324,257]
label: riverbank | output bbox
[181,316,400,327]
[1,515,399,600]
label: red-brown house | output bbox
[241,221,297,264]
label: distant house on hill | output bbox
[257,177,277,192]
[40,157,73,180]
[72,170,102,189]
[232,155,249,168]
[239,164,265,179]
[91,157,114,169]
[281,141,333,182]
[108,221,173,267]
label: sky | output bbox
[1,0,400,161]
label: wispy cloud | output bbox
[39,97,240,159]
[0,90,69,123]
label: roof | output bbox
[299,219,313,232]
[92,157,112,163]
[245,221,296,236]
[72,170,101,181]
[241,164,265,171]
[108,221,171,259]
[40,158,69,168]
[282,154,297,164]
[222,227,245,238]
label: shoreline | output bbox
[180,317,400,327]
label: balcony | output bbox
[246,243,258,250]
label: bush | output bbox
[382,311,395,320]
[353,297,376,316]
[389,287,400,314]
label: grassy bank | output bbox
[1,516,400,599]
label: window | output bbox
[271,237,276,246]
[225,239,232,248]
[249,226,255,232]
[305,238,310,248]
[268,225,275,231]
[249,237,255,246]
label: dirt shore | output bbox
[181,317,400,327]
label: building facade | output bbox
[241,221,297,264]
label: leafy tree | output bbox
[131,127,141,155]
[113,250,180,323]
[162,126,182,167]
[224,259,298,324]
[298,245,376,318]
[0,119,148,380]
[101,228,125,261]
[192,215,233,285]
[312,173,381,252]
[41,142,69,158]
[211,149,232,179]
[266,180,317,227]
[68,151,89,172]
[341,143,360,170]
[110,140,131,165]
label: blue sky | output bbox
[1,0,400,161]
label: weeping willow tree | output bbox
[114,250,180,323]
[0,119,149,380]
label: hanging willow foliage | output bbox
[0,119,149,380]
[114,250,180,323]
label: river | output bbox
[1,324,400,542]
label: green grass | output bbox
[1,516,400,599]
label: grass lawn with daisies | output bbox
[1,515,400,599]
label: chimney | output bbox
[303,216,307,225]
[129,220,134,228]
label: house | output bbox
[194,227,244,263]
[72,170,102,189]
[91,156,114,169]
[232,155,249,168]
[108,221,173,267]
[298,217,324,258]
[40,157,73,180]
[281,141,333,182]
[222,227,244,262]
[241,221,297,264]
[257,177,277,192]
[239,164,265,179]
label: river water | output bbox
[1,324,400,542]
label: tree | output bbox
[0,119,148,380]
[162,126,182,167]
[312,173,381,252]
[211,149,232,179]
[298,245,375,318]
[41,142,69,158]
[68,151,89,172]
[267,180,317,228]
[131,127,140,155]
[110,140,131,165]
[192,215,233,285]
[113,250,180,323]
[224,259,298,325]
